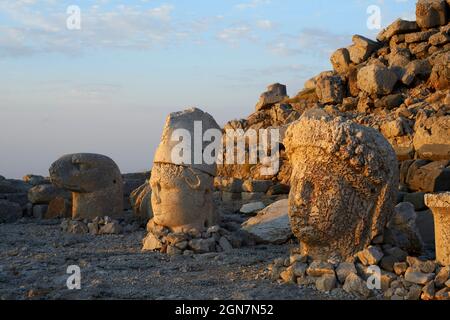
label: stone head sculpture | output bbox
[149,108,221,233]
[150,163,216,233]
[284,112,399,261]
[49,153,123,219]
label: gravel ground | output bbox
[0,218,355,300]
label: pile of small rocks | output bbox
[60,214,142,235]
[270,247,450,300]
[142,219,255,255]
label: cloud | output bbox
[235,0,271,10]
[216,25,256,46]
[256,19,274,30]
[267,28,351,57]
[0,2,185,57]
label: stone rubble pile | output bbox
[270,248,450,300]
[60,214,142,235]
[142,219,255,255]
[218,0,450,201]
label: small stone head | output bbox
[49,153,122,193]
[150,163,217,233]
[284,114,399,260]
[49,153,124,219]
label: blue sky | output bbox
[0,0,416,178]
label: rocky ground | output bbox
[0,218,354,300]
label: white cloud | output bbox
[235,0,271,10]
[0,2,184,56]
[217,25,256,46]
[267,28,351,57]
[256,19,274,30]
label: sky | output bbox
[0,0,417,178]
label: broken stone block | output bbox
[380,118,406,139]
[357,246,384,266]
[394,262,408,276]
[189,238,216,253]
[417,144,450,161]
[241,199,291,244]
[435,287,450,300]
[239,202,265,215]
[330,48,351,75]
[343,273,371,298]
[142,232,163,251]
[306,261,335,277]
[401,59,432,86]
[380,255,399,273]
[255,83,288,111]
[407,161,450,193]
[421,281,436,300]
[429,32,450,45]
[416,0,448,29]
[280,266,295,283]
[357,64,398,95]
[435,266,450,287]
[405,30,438,43]
[404,267,435,284]
[348,35,381,64]
[374,93,404,110]
[377,19,419,42]
[387,202,424,254]
[315,74,344,105]
[99,221,122,235]
[336,262,357,283]
[292,262,308,278]
[315,274,337,292]
[429,52,450,89]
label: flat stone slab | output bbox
[241,199,292,244]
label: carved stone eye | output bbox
[154,182,162,204]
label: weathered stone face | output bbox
[284,114,399,261]
[150,163,218,233]
[147,107,221,235]
[49,153,123,219]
